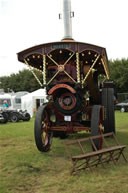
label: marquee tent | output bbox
[21,89,47,117]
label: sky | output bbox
[0,0,128,77]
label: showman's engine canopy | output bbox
[17,0,115,152]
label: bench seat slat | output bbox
[64,133,127,174]
[72,145,126,160]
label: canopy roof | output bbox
[18,41,108,60]
[17,40,110,80]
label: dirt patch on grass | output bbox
[117,124,128,129]
[8,179,41,193]
[0,143,16,147]
[16,163,41,173]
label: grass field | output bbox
[0,111,128,193]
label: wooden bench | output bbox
[64,132,127,174]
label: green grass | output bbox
[0,111,128,193]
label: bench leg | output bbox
[119,148,128,163]
[115,148,128,163]
[86,157,93,172]
[108,151,117,165]
[95,154,105,168]
[71,159,77,175]
[71,157,94,174]
[121,152,128,162]
[99,154,105,168]
[77,158,93,172]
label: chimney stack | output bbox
[60,0,74,40]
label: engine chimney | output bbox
[60,0,74,40]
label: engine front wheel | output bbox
[34,104,53,152]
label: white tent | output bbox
[21,89,47,117]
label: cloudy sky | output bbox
[0,0,128,77]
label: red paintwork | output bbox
[59,92,76,110]
[48,84,76,95]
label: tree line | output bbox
[109,58,128,93]
[0,69,43,92]
[0,58,128,93]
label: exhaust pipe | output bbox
[59,0,74,40]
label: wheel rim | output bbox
[34,105,53,152]
[11,115,18,122]
[41,111,50,147]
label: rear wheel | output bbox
[102,87,115,133]
[91,105,103,150]
[34,104,53,152]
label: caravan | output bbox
[0,91,28,110]
[0,94,12,110]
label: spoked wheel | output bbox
[91,105,103,150]
[34,104,53,152]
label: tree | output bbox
[0,69,43,92]
[109,58,128,93]
[1,58,128,93]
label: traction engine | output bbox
[17,0,115,152]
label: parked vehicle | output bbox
[0,92,29,110]
[2,109,31,123]
[115,99,128,112]
[0,109,8,123]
